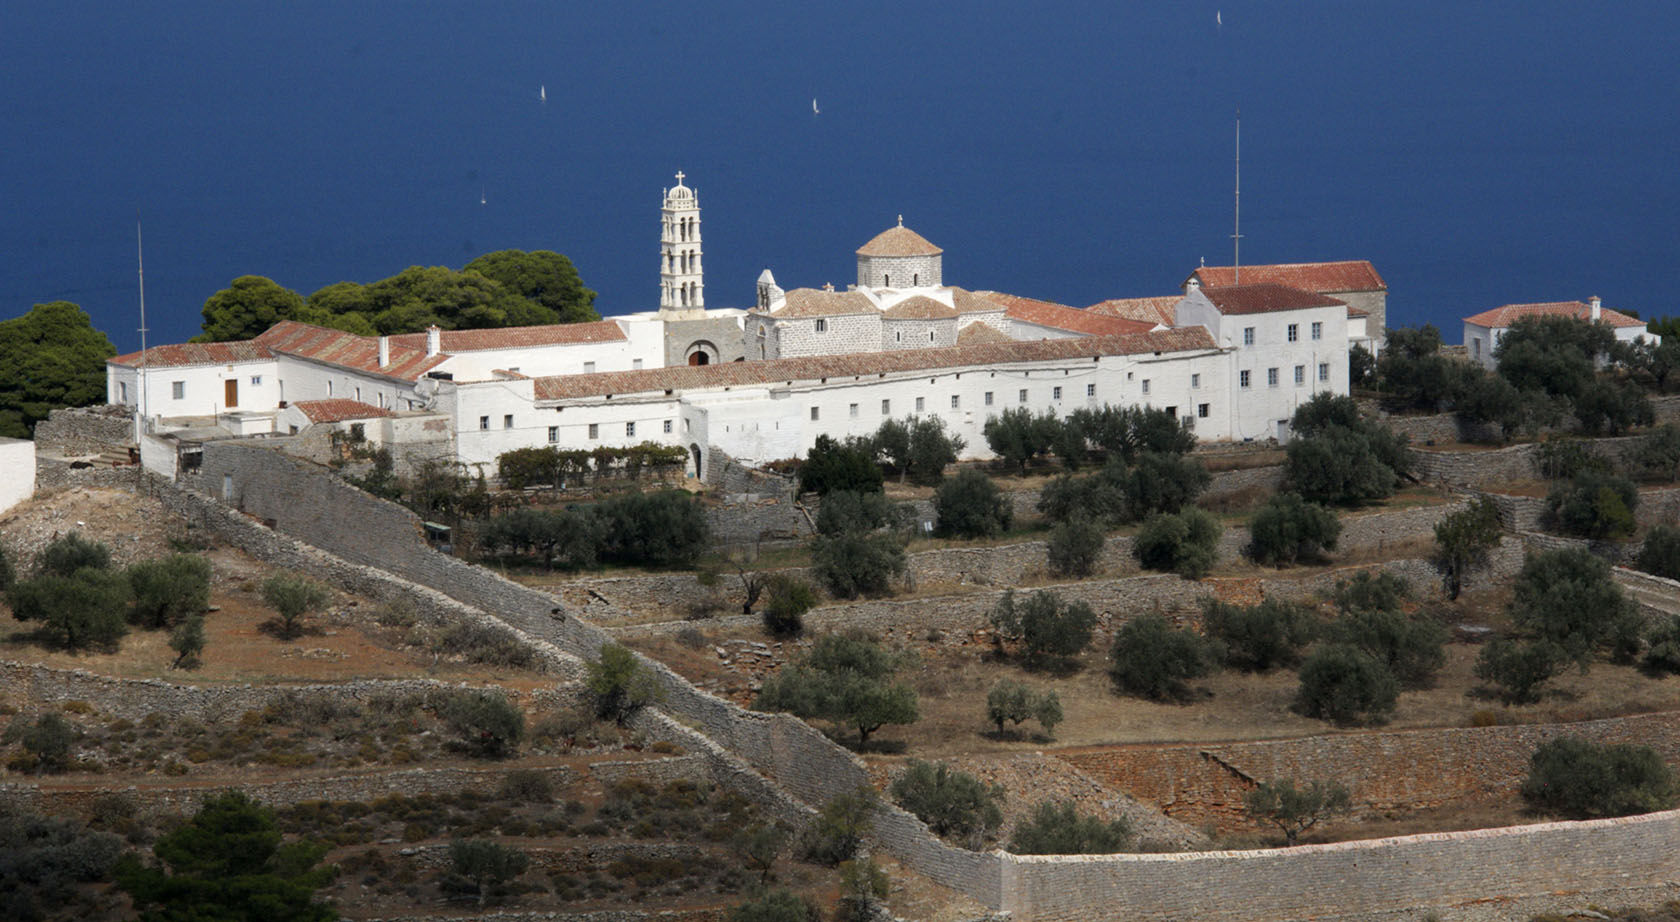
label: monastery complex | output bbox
[104,171,1641,478]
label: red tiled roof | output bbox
[1087,295,1180,326]
[1198,284,1346,315]
[532,327,1217,400]
[1189,260,1387,293]
[980,291,1156,336]
[1347,306,1370,318]
[856,224,942,257]
[109,341,273,369]
[1463,301,1645,330]
[292,399,393,424]
[254,321,450,382]
[767,289,878,318]
[883,295,958,320]
[956,322,1012,345]
[386,321,625,352]
[949,288,1008,314]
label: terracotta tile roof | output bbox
[1199,284,1346,315]
[254,321,450,382]
[1189,260,1387,293]
[856,224,942,257]
[949,288,1008,314]
[956,322,1012,345]
[767,288,879,319]
[109,341,273,369]
[979,291,1156,336]
[386,320,625,352]
[532,327,1217,401]
[882,295,958,320]
[1347,306,1370,318]
[1086,295,1180,326]
[292,399,393,424]
[1463,301,1645,330]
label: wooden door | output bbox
[225,378,238,408]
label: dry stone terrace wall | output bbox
[1001,810,1680,922]
[32,404,136,455]
[1057,711,1680,831]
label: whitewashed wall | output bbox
[108,359,280,419]
[0,438,35,514]
[272,356,423,413]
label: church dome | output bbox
[857,222,942,258]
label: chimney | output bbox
[377,336,390,367]
[1589,296,1602,322]
[1186,275,1202,292]
[425,325,442,356]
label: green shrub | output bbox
[168,615,206,670]
[1508,548,1643,667]
[934,468,1012,538]
[1328,574,1447,688]
[1046,516,1105,577]
[811,531,906,599]
[815,490,902,537]
[433,689,525,757]
[754,633,918,748]
[259,573,330,640]
[11,713,76,773]
[1284,395,1410,505]
[1248,493,1341,566]
[1474,637,1568,704]
[1133,507,1221,578]
[797,786,879,866]
[984,679,1062,738]
[889,759,1004,847]
[0,804,124,921]
[1108,614,1220,702]
[498,769,554,803]
[1433,495,1504,599]
[585,643,663,726]
[729,888,822,922]
[36,531,111,577]
[8,570,130,651]
[989,589,1096,663]
[1115,451,1211,518]
[799,435,883,496]
[1521,737,1678,819]
[1547,470,1639,539]
[125,553,211,629]
[446,839,530,908]
[1202,598,1318,672]
[1294,644,1398,725]
[1644,615,1680,675]
[983,406,1058,474]
[435,621,538,669]
[761,574,817,638]
[1244,779,1352,845]
[1636,524,1680,580]
[1008,800,1132,854]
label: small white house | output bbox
[1462,297,1657,368]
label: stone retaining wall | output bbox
[32,405,135,455]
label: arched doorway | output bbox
[688,352,709,366]
[689,443,703,480]
[684,340,718,366]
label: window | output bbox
[1086,383,1095,398]
[588,423,599,439]
[815,319,827,333]
[684,419,691,433]
[810,406,820,421]
[1319,362,1330,382]
[982,391,993,406]
[1141,379,1151,395]
[547,426,559,443]
[1287,323,1299,342]
[1240,370,1251,389]
[633,358,644,370]
[626,421,635,437]
[1052,386,1062,401]
[355,386,361,401]
[1191,373,1201,389]
[1267,368,1279,387]
[583,361,596,374]
[1198,403,1210,418]
[881,399,891,415]
[849,403,859,418]
[504,414,514,429]
[1243,326,1255,346]
[928,331,934,342]
[327,380,333,396]
[171,381,184,400]
[895,330,902,342]
[250,375,262,386]
[119,382,128,402]
[1472,338,1481,358]
[1294,365,1305,385]
[950,395,960,409]
[1311,321,1323,341]
[663,419,673,434]
[479,416,489,430]
[1018,389,1028,403]
[915,396,925,412]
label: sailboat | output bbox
[540,84,546,103]
[480,189,486,205]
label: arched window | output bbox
[913,273,919,286]
[883,274,890,287]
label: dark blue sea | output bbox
[3,1,1678,352]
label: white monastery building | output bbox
[1462,297,1656,368]
[110,172,1402,478]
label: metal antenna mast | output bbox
[1232,110,1243,284]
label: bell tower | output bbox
[659,171,704,316]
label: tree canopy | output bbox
[463,249,599,324]
[754,633,919,747]
[193,275,314,342]
[0,301,116,437]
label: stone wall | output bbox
[1409,433,1662,490]
[1056,710,1680,831]
[32,404,135,455]
[1368,394,1680,448]
[1001,809,1680,922]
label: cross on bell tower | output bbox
[659,171,703,314]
